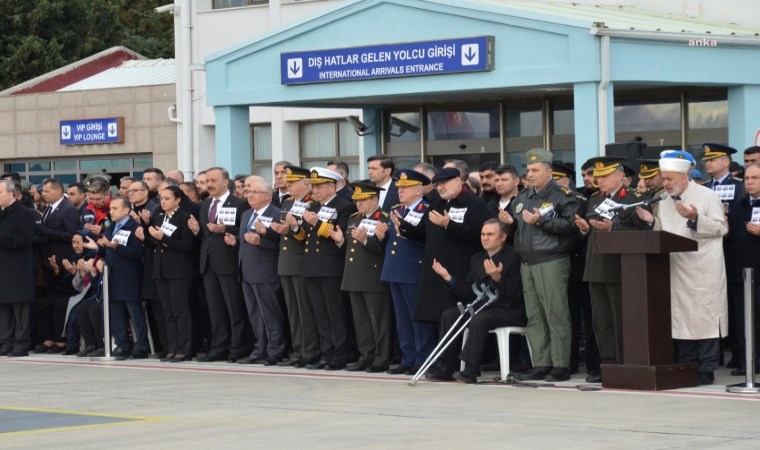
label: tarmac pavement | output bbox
[1,355,759,449]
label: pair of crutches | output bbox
[408,283,499,386]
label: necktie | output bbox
[751,199,760,208]
[42,205,52,222]
[671,196,681,201]
[713,180,720,189]
[399,206,407,217]
[247,211,259,232]
[208,199,219,224]
[113,222,122,235]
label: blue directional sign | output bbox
[281,36,494,85]
[60,117,125,145]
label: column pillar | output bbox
[214,105,251,173]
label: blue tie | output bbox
[113,222,122,235]
[247,212,259,232]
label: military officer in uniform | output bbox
[574,157,652,383]
[701,143,745,369]
[383,170,436,375]
[333,182,393,373]
[270,165,321,367]
[288,167,357,370]
[638,159,665,215]
[501,148,580,382]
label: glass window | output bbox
[54,160,77,171]
[506,107,542,137]
[56,174,78,186]
[552,108,575,136]
[301,122,337,159]
[253,125,272,160]
[614,101,680,132]
[688,99,728,129]
[80,159,130,171]
[29,162,51,172]
[427,108,499,140]
[212,0,267,9]
[133,157,153,168]
[338,122,360,157]
[29,175,49,184]
[388,112,421,143]
[4,163,26,172]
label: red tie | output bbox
[208,199,218,224]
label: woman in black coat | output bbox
[143,186,196,362]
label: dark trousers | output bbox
[438,305,524,369]
[202,268,251,357]
[280,275,320,360]
[589,282,623,365]
[676,337,720,375]
[349,290,393,368]
[390,282,436,367]
[34,294,68,343]
[728,282,760,369]
[305,276,349,364]
[76,300,103,349]
[156,279,193,356]
[145,298,168,354]
[110,300,149,352]
[568,279,600,373]
[0,303,31,351]
[189,275,212,352]
[242,280,286,359]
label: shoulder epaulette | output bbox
[350,211,361,218]
[559,186,573,196]
[700,179,711,186]
[575,193,587,202]
[729,175,743,183]
[391,203,404,209]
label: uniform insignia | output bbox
[529,155,537,161]
[399,172,408,180]
[540,202,553,209]
[619,188,627,198]
[416,203,425,211]
[595,162,604,169]
[559,186,573,196]
[350,212,361,217]
[516,203,524,214]
[286,168,293,176]
[355,186,363,194]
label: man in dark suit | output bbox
[41,178,80,293]
[288,167,357,370]
[328,160,354,201]
[270,165,320,367]
[0,180,36,357]
[89,197,148,360]
[189,167,251,362]
[367,155,399,212]
[335,182,393,373]
[271,161,292,208]
[228,177,285,365]
[426,219,526,383]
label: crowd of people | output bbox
[0,144,758,386]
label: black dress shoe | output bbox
[263,357,284,366]
[425,364,454,381]
[62,347,80,356]
[277,358,302,367]
[76,346,96,357]
[325,362,347,371]
[517,366,552,381]
[453,366,479,384]
[545,367,571,382]
[87,348,105,357]
[0,345,12,356]
[698,372,715,385]
[46,345,65,354]
[130,350,149,359]
[228,355,245,363]
[154,352,168,360]
[7,350,29,357]
[305,360,328,370]
[365,365,387,373]
[112,347,130,361]
[405,365,421,375]
[237,355,266,364]
[195,352,228,362]
[386,364,412,375]
[160,353,176,362]
[731,367,747,376]
[34,344,51,353]
[345,362,370,372]
[585,373,602,383]
[170,354,190,363]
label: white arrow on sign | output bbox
[61,125,71,140]
[287,58,303,79]
[461,44,479,66]
[107,123,117,138]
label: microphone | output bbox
[608,192,668,213]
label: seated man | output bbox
[425,219,526,383]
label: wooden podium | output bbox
[595,230,699,390]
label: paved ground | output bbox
[1,355,760,449]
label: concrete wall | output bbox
[0,85,177,171]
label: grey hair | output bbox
[0,179,16,193]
